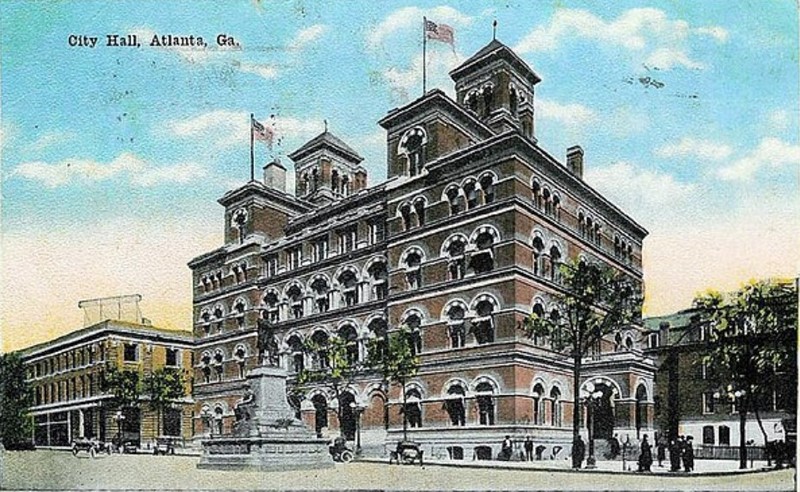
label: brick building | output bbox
[21,320,194,448]
[189,39,656,459]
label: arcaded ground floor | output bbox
[0,450,793,491]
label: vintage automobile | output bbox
[153,436,178,456]
[71,438,112,458]
[389,441,424,466]
[328,436,354,463]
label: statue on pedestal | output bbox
[257,310,280,367]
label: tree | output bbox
[142,368,187,437]
[0,352,34,449]
[298,334,363,439]
[694,279,797,469]
[518,259,641,467]
[101,366,140,444]
[366,324,420,442]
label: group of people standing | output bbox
[666,435,695,472]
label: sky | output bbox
[1,1,798,352]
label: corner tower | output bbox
[449,39,540,139]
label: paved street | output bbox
[0,450,794,491]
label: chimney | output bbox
[263,159,286,192]
[566,146,584,178]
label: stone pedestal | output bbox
[197,366,332,471]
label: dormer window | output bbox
[398,127,427,177]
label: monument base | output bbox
[197,366,333,471]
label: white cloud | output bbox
[535,99,597,128]
[585,161,696,207]
[24,130,77,153]
[766,109,791,132]
[9,152,205,188]
[0,122,17,150]
[381,49,463,102]
[233,61,279,80]
[718,137,800,181]
[289,24,327,51]
[656,137,733,161]
[367,6,472,50]
[514,8,727,70]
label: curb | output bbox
[358,458,787,478]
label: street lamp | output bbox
[713,385,748,470]
[581,382,603,469]
[349,401,367,456]
[113,410,125,452]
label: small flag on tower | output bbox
[425,19,455,46]
[252,117,274,148]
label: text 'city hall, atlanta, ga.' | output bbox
[188,38,654,460]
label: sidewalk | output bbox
[363,456,781,477]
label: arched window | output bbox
[531,303,545,346]
[399,127,427,176]
[479,174,495,204]
[470,231,495,274]
[338,324,359,364]
[532,383,545,425]
[233,298,247,328]
[464,180,479,209]
[445,236,467,280]
[543,188,552,215]
[472,300,495,345]
[614,236,621,258]
[288,335,304,374]
[234,346,247,379]
[550,387,562,426]
[368,261,388,300]
[532,180,542,209]
[201,353,212,383]
[212,305,225,332]
[287,285,304,319]
[447,303,467,348]
[579,212,586,237]
[311,331,330,370]
[481,84,494,117]
[465,91,479,113]
[311,277,330,313]
[404,313,423,355]
[625,335,634,351]
[331,170,340,192]
[549,245,562,282]
[413,198,426,226]
[403,250,422,290]
[399,203,413,231]
[367,318,388,360]
[404,388,423,428]
[338,270,359,307]
[475,382,495,425]
[509,85,519,115]
[532,234,545,276]
[446,186,462,215]
[264,291,280,322]
[213,350,224,382]
[444,385,466,426]
[552,194,561,220]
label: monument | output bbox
[197,312,333,471]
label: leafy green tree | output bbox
[0,352,34,449]
[518,259,641,466]
[101,366,140,444]
[694,279,797,469]
[366,324,420,441]
[142,368,187,437]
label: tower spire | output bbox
[492,19,497,40]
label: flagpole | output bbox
[422,16,427,96]
[249,113,255,182]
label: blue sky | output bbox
[2,1,798,351]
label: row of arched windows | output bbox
[444,173,496,216]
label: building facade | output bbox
[21,320,194,448]
[189,39,656,459]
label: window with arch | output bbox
[287,335,304,374]
[532,180,542,209]
[338,324,359,364]
[471,299,495,345]
[287,285,304,319]
[399,203,413,231]
[552,194,561,220]
[509,85,519,115]
[311,331,330,370]
[614,236,622,258]
[331,169,340,192]
[338,270,359,307]
[549,245,562,282]
[446,303,467,348]
[403,250,422,290]
[594,223,602,246]
[200,310,212,336]
[479,174,495,204]
[531,303,545,346]
[469,230,495,274]
[464,180,479,210]
[404,388,423,428]
[399,127,427,177]
[475,382,495,425]
[465,91,479,113]
[404,313,423,356]
[446,186,462,215]
[413,198,426,226]
[233,299,247,328]
[264,291,280,322]
[549,308,564,349]
[444,236,467,280]
[532,383,545,425]
[311,277,330,313]
[367,318,388,360]
[213,351,224,382]
[368,261,388,300]
[532,234,545,276]
[444,384,466,426]
[543,188,553,216]
[550,387,562,426]
[213,306,224,332]
[481,84,494,117]
[234,346,247,379]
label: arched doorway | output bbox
[635,384,648,439]
[338,392,356,440]
[312,394,328,438]
[589,382,615,440]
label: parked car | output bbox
[153,436,179,455]
[71,438,111,458]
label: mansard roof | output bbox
[450,38,541,86]
[287,131,363,163]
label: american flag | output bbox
[425,19,455,46]
[252,117,274,148]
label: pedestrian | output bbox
[501,435,513,461]
[683,436,694,472]
[609,434,621,459]
[637,435,653,472]
[669,437,682,472]
[572,436,585,469]
[524,435,534,461]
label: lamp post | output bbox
[581,383,603,469]
[350,401,367,457]
[113,410,125,452]
[713,385,748,470]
